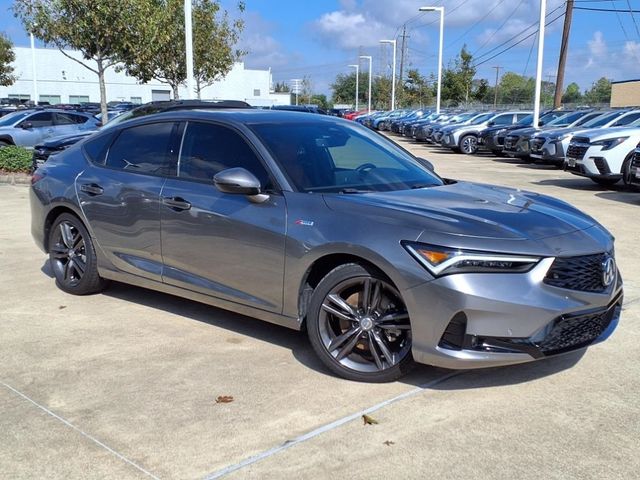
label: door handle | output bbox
[162,196,191,211]
[80,183,104,196]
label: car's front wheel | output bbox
[307,263,413,382]
[49,213,107,295]
[459,134,478,154]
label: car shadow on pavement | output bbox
[531,178,619,191]
[595,191,640,206]
[516,163,562,171]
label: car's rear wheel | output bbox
[307,263,413,382]
[49,213,107,295]
[459,134,478,154]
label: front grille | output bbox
[536,306,617,355]
[567,143,588,160]
[544,253,610,292]
[530,138,545,152]
[496,136,505,146]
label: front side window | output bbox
[178,122,270,186]
[26,112,54,127]
[491,114,514,126]
[613,112,640,126]
[251,121,443,193]
[105,122,176,175]
[55,113,88,125]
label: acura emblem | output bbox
[602,256,616,287]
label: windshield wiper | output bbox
[340,188,373,194]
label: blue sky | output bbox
[2,0,640,96]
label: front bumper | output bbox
[530,139,566,163]
[565,147,622,179]
[402,259,623,369]
[503,136,530,158]
[441,132,458,148]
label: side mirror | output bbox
[487,121,495,127]
[95,121,103,128]
[214,167,269,203]
[21,122,33,129]
[416,157,435,171]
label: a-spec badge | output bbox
[294,219,314,226]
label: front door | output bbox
[159,121,286,313]
[77,121,179,282]
[19,111,55,146]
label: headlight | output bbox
[549,133,570,142]
[496,129,507,136]
[591,137,629,151]
[403,242,541,277]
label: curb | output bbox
[0,173,31,186]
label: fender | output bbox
[0,134,15,145]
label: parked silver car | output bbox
[0,109,99,148]
[30,110,622,382]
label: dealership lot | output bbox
[1,141,639,479]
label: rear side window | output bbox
[177,121,270,186]
[105,122,176,176]
[56,113,88,125]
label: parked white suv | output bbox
[565,123,640,187]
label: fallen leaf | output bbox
[362,414,379,425]
[383,440,395,446]
[58,305,67,310]
[215,395,234,404]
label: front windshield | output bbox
[0,110,31,127]
[581,111,620,128]
[516,114,533,126]
[250,121,443,193]
[546,112,576,126]
[469,113,493,124]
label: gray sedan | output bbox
[30,109,622,382]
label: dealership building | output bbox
[0,47,291,107]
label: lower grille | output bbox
[504,137,517,150]
[530,138,545,152]
[544,253,610,292]
[536,306,617,355]
[594,157,611,175]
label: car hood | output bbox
[323,182,609,255]
[570,126,640,141]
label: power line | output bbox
[472,10,566,68]
[444,0,507,51]
[471,0,528,56]
[575,6,640,12]
[522,29,537,77]
[626,0,640,38]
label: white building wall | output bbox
[0,47,290,106]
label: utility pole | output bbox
[398,25,409,101]
[492,66,501,108]
[554,0,574,108]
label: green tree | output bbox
[274,81,290,93]
[122,0,245,100]
[584,77,612,104]
[401,69,431,107]
[497,72,535,104]
[0,32,16,87]
[441,45,476,105]
[13,0,153,120]
[562,82,582,104]
[310,94,329,110]
[472,78,492,103]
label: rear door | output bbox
[76,121,179,282]
[159,121,286,312]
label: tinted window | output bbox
[492,114,514,125]
[0,110,31,126]
[251,121,443,193]
[178,122,270,186]
[83,132,116,165]
[105,122,176,175]
[613,112,640,126]
[26,112,54,127]
[56,113,87,125]
[581,112,620,128]
[516,113,530,122]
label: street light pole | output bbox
[419,6,444,113]
[184,0,195,99]
[348,64,359,110]
[380,39,397,110]
[30,31,38,105]
[533,0,547,128]
[359,55,372,113]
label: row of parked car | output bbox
[352,107,640,190]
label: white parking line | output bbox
[1,381,161,480]
[202,371,462,480]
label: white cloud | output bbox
[238,11,296,69]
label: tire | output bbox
[307,263,414,382]
[522,156,535,164]
[590,177,619,187]
[490,149,503,157]
[459,134,478,154]
[0,140,10,148]
[378,121,386,131]
[621,154,636,189]
[49,213,108,295]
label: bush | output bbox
[0,146,32,173]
